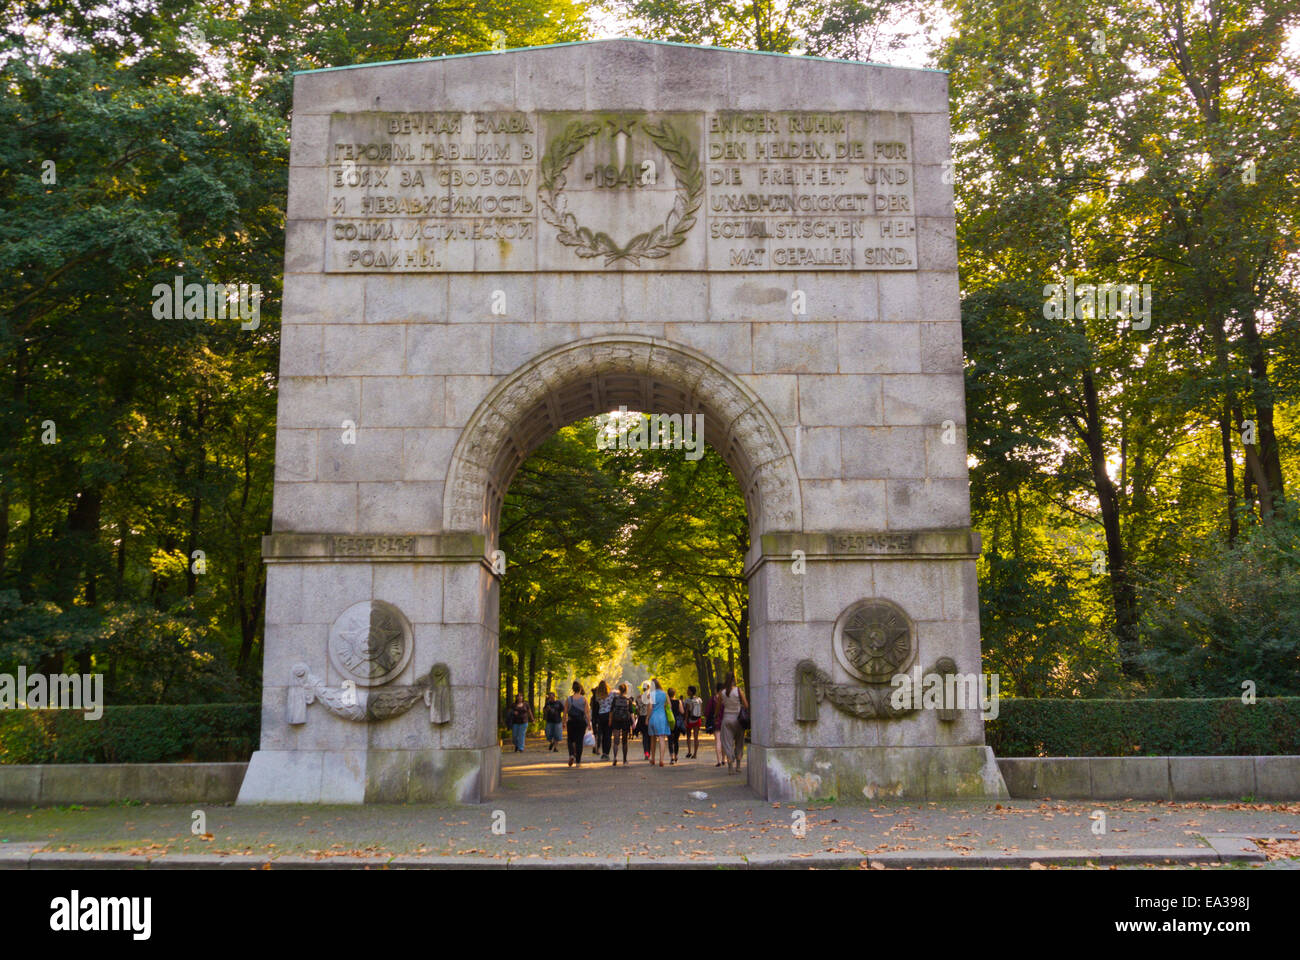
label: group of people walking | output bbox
[506,675,749,773]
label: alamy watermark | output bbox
[596,406,705,461]
[1043,276,1151,330]
[889,667,1000,719]
[50,890,150,940]
[152,275,261,330]
[0,667,103,719]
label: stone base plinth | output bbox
[236,747,500,804]
[749,745,1009,802]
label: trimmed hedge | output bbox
[5,699,1298,763]
[987,698,1300,757]
[0,704,259,764]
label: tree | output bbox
[607,0,932,55]
[1,0,586,697]
[944,0,1300,687]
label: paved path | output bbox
[499,731,738,801]
[2,735,1297,867]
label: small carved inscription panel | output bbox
[330,535,416,556]
[833,533,914,553]
[322,111,916,272]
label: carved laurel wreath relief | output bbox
[538,115,703,266]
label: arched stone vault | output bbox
[443,336,802,540]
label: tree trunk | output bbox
[151,506,178,605]
[184,404,206,598]
[503,653,514,723]
[693,649,709,696]
[527,645,536,712]
[19,483,36,601]
[1243,455,1255,523]
[184,491,201,597]
[1219,412,1239,544]
[0,480,8,582]
[3,335,27,587]
[1079,369,1140,676]
[236,559,267,677]
[63,485,103,607]
[114,518,127,600]
[737,604,750,690]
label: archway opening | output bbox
[496,412,751,793]
[442,338,799,796]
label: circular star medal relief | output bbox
[327,599,413,687]
[833,599,916,684]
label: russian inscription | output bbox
[323,110,916,272]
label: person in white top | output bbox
[718,672,749,774]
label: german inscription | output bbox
[324,111,916,272]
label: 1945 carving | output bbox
[539,114,702,267]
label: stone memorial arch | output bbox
[238,39,1009,804]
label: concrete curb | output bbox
[1202,837,1267,862]
[0,843,1262,869]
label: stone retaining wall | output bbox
[997,756,1300,801]
[0,763,247,805]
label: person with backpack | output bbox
[508,694,534,753]
[635,680,654,761]
[593,680,613,761]
[565,681,591,767]
[542,691,564,751]
[667,687,685,764]
[683,686,703,759]
[609,682,634,766]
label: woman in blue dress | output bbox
[648,678,671,767]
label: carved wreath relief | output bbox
[539,114,703,267]
[287,599,451,726]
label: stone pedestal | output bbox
[239,747,499,803]
[237,543,501,805]
[750,745,1009,802]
